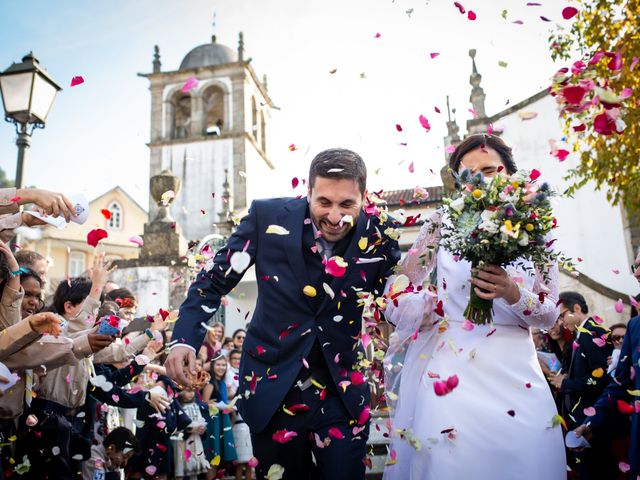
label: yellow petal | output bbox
[591,368,604,378]
[266,225,290,235]
[627,389,640,396]
[358,237,368,250]
[211,455,221,466]
[303,285,317,297]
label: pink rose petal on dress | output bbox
[446,375,459,390]
[562,6,578,19]
[462,320,474,331]
[433,381,449,396]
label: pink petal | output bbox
[630,57,639,71]
[608,50,623,71]
[350,371,366,386]
[555,149,570,161]
[529,169,541,181]
[248,457,259,468]
[395,124,403,132]
[181,76,199,93]
[145,466,157,476]
[272,429,298,444]
[408,162,415,173]
[374,32,381,38]
[418,114,431,131]
[562,6,578,20]
[129,235,144,247]
[328,427,345,440]
[70,76,85,87]
[358,406,370,425]
[430,52,440,59]
[446,375,459,390]
[453,2,465,14]
[615,299,624,313]
[461,320,474,331]
[433,381,449,396]
[619,462,631,473]
[583,407,596,417]
[467,10,476,20]
[445,145,456,154]
[291,177,299,189]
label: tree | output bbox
[549,0,640,215]
[0,166,13,188]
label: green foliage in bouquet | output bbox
[440,169,571,324]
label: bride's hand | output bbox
[470,265,521,304]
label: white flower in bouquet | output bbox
[450,197,465,213]
[478,210,499,234]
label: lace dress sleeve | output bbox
[383,210,442,332]
[509,260,560,329]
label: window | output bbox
[107,202,122,230]
[251,96,258,137]
[203,85,225,136]
[69,252,86,278]
[260,111,266,152]
[171,92,192,139]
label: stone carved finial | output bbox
[238,32,245,62]
[468,49,487,119]
[153,45,161,73]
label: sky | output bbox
[0,0,574,209]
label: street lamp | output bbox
[0,52,61,189]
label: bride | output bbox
[383,134,566,479]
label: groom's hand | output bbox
[165,345,196,388]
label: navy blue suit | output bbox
[588,315,640,474]
[174,197,400,430]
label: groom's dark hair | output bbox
[449,134,517,175]
[308,148,367,195]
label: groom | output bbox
[166,148,400,479]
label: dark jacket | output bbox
[589,316,640,473]
[174,197,400,432]
[561,317,612,426]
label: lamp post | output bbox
[0,52,61,189]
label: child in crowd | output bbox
[221,337,234,357]
[226,349,253,480]
[202,356,237,479]
[128,375,192,480]
[82,426,140,480]
[174,389,210,479]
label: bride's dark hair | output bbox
[448,134,517,175]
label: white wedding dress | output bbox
[383,213,566,480]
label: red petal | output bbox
[453,1,465,14]
[555,149,570,161]
[561,85,587,105]
[291,177,299,189]
[100,209,112,220]
[562,6,578,19]
[328,427,345,440]
[467,10,476,20]
[395,124,403,132]
[87,229,108,247]
[70,76,85,87]
[418,114,431,131]
[529,169,541,181]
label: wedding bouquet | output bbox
[440,168,565,325]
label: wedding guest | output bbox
[82,426,140,480]
[202,356,237,478]
[198,322,224,371]
[550,291,613,479]
[102,281,120,296]
[128,375,193,480]
[225,349,241,399]
[573,250,640,478]
[231,329,245,352]
[607,322,627,374]
[221,337,234,356]
[173,390,210,479]
[14,250,49,290]
[105,288,137,322]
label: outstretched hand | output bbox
[88,252,117,290]
[27,312,63,336]
[165,345,196,389]
[16,188,75,222]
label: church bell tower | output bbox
[140,28,275,242]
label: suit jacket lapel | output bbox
[277,199,314,311]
